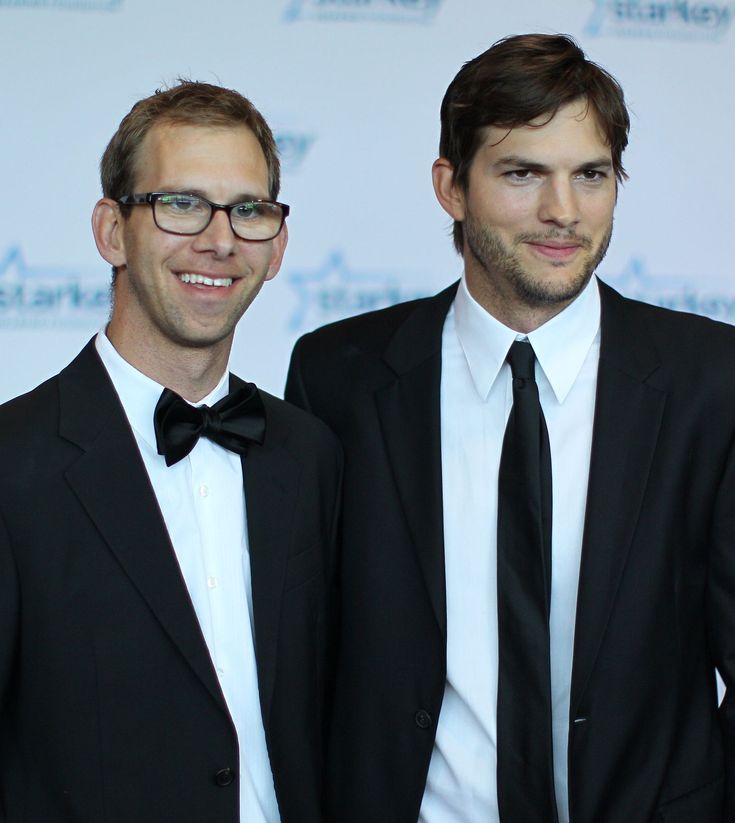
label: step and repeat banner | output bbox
[0,0,732,400]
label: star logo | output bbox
[286,250,429,331]
[585,0,732,41]
[0,246,109,327]
[283,0,443,24]
[602,256,735,323]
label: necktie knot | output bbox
[506,339,536,383]
[154,383,266,467]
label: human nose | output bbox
[191,207,237,257]
[538,177,580,229]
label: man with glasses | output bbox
[0,81,341,823]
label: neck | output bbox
[464,266,577,334]
[149,352,230,402]
[106,323,231,402]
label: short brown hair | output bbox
[101,79,280,208]
[439,33,630,254]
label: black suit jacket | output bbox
[285,280,735,823]
[0,339,342,823]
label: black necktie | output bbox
[154,383,266,467]
[496,340,557,822]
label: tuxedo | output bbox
[0,339,342,823]
[285,279,735,823]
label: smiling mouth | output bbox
[177,273,234,288]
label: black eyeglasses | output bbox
[118,192,290,241]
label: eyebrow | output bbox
[493,155,613,173]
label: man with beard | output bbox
[286,34,735,823]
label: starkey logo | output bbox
[286,250,429,331]
[603,256,735,323]
[0,246,109,327]
[275,131,316,174]
[586,0,733,40]
[283,0,443,24]
[0,0,122,9]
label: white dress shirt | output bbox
[419,276,601,823]
[95,332,280,823]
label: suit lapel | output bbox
[570,284,667,717]
[235,381,298,723]
[59,341,227,713]
[375,285,457,641]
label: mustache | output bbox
[515,231,593,250]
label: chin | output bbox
[517,269,592,308]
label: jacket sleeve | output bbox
[707,431,735,818]
[0,508,20,821]
[284,336,314,415]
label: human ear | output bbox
[431,158,466,221]
[91,198,127,268]
[264,221,288,282]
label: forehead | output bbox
[132,122,270,196]
[478,100,612,165]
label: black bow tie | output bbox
[153,383,266,467]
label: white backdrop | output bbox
[0,0,732,401]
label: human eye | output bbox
[577,168,608,184]
[232,201,260,221]
[158,194,204,213]
[502,167,543,185]
[505,168,535,181]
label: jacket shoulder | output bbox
[261,388,340,450]
[292,283,457,358]
[601,281,735,356]
[0,374,60,441]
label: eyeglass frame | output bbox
[117,192,290,241]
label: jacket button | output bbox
[415,709,433,729]
[214,767,235,787]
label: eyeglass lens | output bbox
[153,194,284,240]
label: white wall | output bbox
[0,0,732,400]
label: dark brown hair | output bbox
[101,79,280,210]
[439,33,630,253]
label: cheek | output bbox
[240,243,279,274]
[490,203,535,237]
[148,240,198,272]
[582,186,616,222]
[587,201,615,234]
[123,226,185,272]
[469,187,537,232]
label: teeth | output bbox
[178,273,233,287]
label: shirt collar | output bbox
[95,330,230,453]
[453,274,601,403]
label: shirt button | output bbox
[207,576,218,589]
[214,767,235,787]
[414,709,433,730]
[216,666,224,678]
[199,484,209,498]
